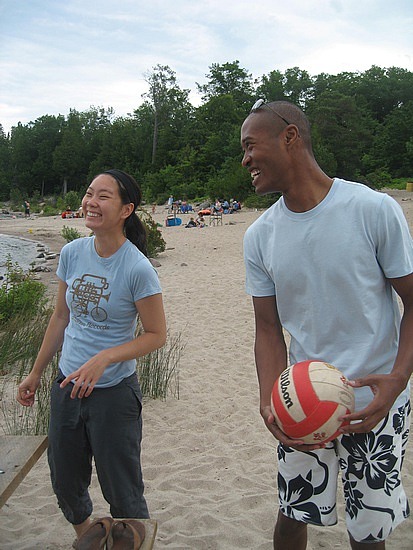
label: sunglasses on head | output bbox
[250,99,291,126]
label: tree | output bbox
[282,67,314,108]
[255,67,314,109]
[143,65,192,167]
[9,123,38,197]
[1,64,412,204]
[197,60,255,111]
[30,115,65,196]
[313,71,361,102]
[357,66,413,122]
[80,106,114,170]
[307,91,377,180]
[52,110,88,193]
[0,124,11,200]
[365,101,413,176]
[88,116,144,180]
[255,70,287,102]
[206,154,251,201]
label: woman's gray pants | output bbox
[48,371,149,525]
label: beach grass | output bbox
[0,256,48,328]
[137,326,183,400]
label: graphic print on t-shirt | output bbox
[70,273,111,322]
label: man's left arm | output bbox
[341,272,413,433]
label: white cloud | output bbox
[1,0,412,133]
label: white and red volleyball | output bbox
[271,360,355,444]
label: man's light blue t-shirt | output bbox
[244,179,413,409]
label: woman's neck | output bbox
[94,234,127,258]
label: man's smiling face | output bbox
[241,113,289,196]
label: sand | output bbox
[0,190,412,549]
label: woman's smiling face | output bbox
[82,174,132,233]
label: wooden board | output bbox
[0,435,48,509]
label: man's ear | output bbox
[285,125,300,145]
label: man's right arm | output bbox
[252,295,287,422]
[252,295,325,451]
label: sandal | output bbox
[76,517,113,550]
[107,519,146,549]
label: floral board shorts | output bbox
[277,400,411,543]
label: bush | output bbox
[9,187,23,209]
[243,193,280,209]
[0,262,54,434]
[139,208,166,257]
[65,190,81,210]
[57,191,81,212]
[387,178,412,190]
[364,169,393,189]
[61,225,83,242]
[40,204,60,216]
[0,258,48,326]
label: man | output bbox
[167,195,174,213]
[241,100,413,549]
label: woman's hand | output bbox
[17,373,42,407]
[60,351,111,399]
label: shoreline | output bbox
[0,216,86,298]
[0,234,55,279]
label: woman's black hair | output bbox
[102,169,148,256]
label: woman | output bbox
[17,169,166,545]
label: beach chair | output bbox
[209,210,223,226]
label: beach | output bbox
[0,190,412,549]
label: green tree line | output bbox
[1,62,412,206]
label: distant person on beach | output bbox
[241,100,413,549]
[24,199,30,217]
[185,217,197,228]
[17,169,166,546]
[167,195,174,212]
[195,214,205,227]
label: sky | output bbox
[1,0,413,134]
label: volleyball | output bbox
[271,360,355,444]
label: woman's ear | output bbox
[122,202,135,219]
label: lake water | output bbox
[0,234,42,280]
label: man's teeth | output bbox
[251,170,261,179]
[87,212,100,217]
